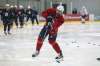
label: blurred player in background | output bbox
[80,6,88,24]
[12,5,19,28]
[32,4,64,62]
[18,5,25,28]
[31,8,39,25]
[26,6,39,25]
[9,5,15,28]
[26,6,32,24]
[1,4,12,35]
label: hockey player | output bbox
[32,7,64,62]
[18,5,25,28]
[80,6,88,24]
[9,5,15,28]
[12,5,19,28]
[26,6,32,22]
[1,6,12,35]
[26,6,39,25]
[31,8,39,25]
[14,5,18,28]
[0,9,3,21]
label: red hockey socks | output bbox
[36,37,43,52]
[49,40,61,54]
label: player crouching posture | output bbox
[80,6,88,24]
[32,7,64,62]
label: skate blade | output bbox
[56,58,63,63]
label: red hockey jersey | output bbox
[41,8,64,33]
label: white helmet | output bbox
[10,5,14,8]
[14,5,17,8]
[57,4,64,13]
[5,4,10,7]
[28,5,31,9]
[19,5,23,9]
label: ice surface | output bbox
[0,22,100,66]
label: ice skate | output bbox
[8,32,11,35]
[55,52,63,63]
[32,51,39,57]
[81,19,85,24]
[4,31,7,35]
[82,21,85,24]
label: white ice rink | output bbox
[0,22,100,66]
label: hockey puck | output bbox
[88,42,91,44]
[97,58,100,61]
[93,44,96,45]
[98,45,100,46]
[76,46,80,47]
